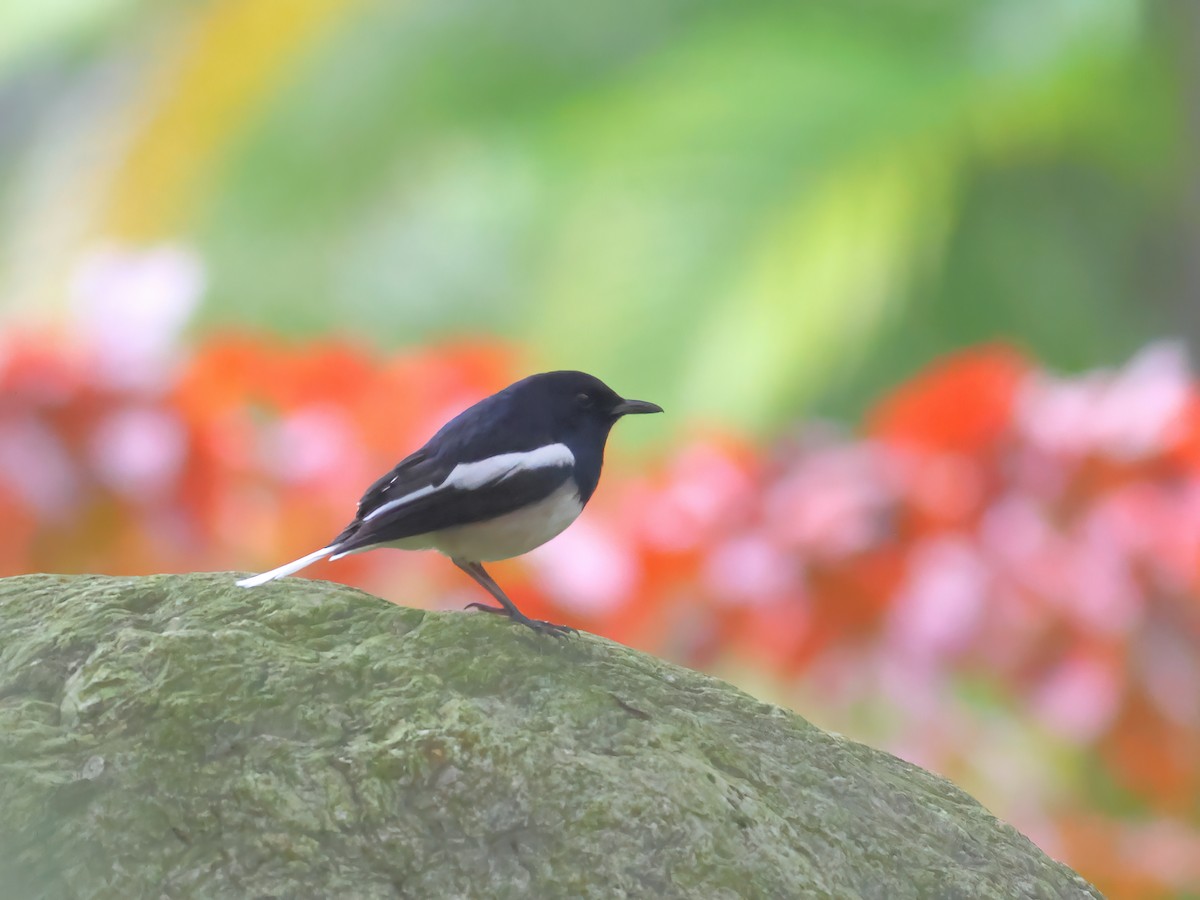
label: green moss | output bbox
[0,573,1099,898]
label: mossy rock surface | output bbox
[0,573,1099,898]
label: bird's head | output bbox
[509,370,662,455]
[530,370,661,434]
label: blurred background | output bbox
[2,0,1199,895]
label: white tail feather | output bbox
[236,545,338,587]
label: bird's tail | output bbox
[236,545,339,588]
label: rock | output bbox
[0,573,1100,899]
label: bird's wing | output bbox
[354,449,439,519]
[332,443,576,555]
[353,388,558,521]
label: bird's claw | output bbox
[526,619,575,638]
[464,602,574,637]
[465,601,506,614]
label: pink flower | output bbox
[1016,342,1191,461]
[638,441,755,551]
[266,405,364,486]
[886,536,988,658]
[1137,622,1200,728]
[69,244,204,391]
[529,517,639,616]
[764,441,893,558]
[0,417,79,517]
[89,407,187,501]
[1030,654,1122,744]
[702,533,798,606]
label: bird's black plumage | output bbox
[331,464,572,557]
[237,370,662,634]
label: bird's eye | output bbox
[575,392,594,410]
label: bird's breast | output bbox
[428,481,585,562]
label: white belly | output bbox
[386,481,585,562]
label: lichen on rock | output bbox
[0,573,1100,898]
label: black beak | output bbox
[612,398,664,417]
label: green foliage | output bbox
[0,0,1187,430]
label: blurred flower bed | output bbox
[2,309,1199,895]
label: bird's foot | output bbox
[464,602,574,637]
[464,601,506,614]
[525,619,575,638]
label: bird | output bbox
[236,370,663,635]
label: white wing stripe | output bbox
[362,483,438,522]
[445,443,575,490]
[362,443,575,523]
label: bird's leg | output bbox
[452,559,574,637]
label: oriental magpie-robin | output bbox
[237,370,662,635]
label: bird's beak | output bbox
[612,398,664,417]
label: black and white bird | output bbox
[237,370,662,635]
